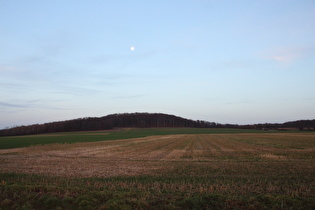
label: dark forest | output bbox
[0,113,314,136]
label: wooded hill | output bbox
[247,120,315,131]
[0,113,314,136]
[0,113,216,136]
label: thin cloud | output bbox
[0,100,71,112]
[268,46,315,63]
[0,65,17,72]
[270,49,299,63]
[111,94,145,99]
[271,55,293,62]
[90,49,161,64]
[0,101,32,109]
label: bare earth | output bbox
[1,133,315,178]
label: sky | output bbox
[1,0,315,129]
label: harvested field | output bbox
[1,133,314,177]
[1,132,315,209]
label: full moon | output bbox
[130,46,135,51]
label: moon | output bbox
[130,46,135,51]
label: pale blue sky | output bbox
[1,0,315,128]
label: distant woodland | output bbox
[0,113,314,136]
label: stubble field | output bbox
[0,129,315,209]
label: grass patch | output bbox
[0,128,266,149]
[1,172,314,209]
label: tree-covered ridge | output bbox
[1,113,314,137]
[0,113,215,136]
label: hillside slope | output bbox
[0,113,214,136]
[1,112,314,137]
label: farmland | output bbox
[0,128,263,149]
[1,129,315,209]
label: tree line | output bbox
[0,113,218,136]
[244,120,315,131]
[1,113,314,137]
